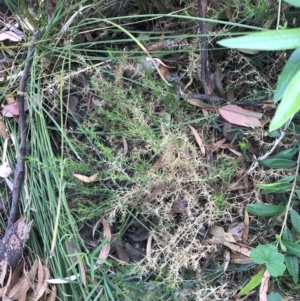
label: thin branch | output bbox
[8,31,39,229]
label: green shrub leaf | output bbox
[282,241,300,257]
[258,158,296,169]
[246,204,286,217]
[250,244,286,277]
[218,28,300,51]
[282,227,293,242]
[285,255,299,284]
[238,268,265,296]
[256,182,292,194]
[284,0,300,7]
[290,209,300,237]
[269,69,300,132]
[274,48,300,101]
[273,147,299,159]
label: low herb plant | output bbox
[218,0,300,297]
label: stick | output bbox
[8,31,39,229]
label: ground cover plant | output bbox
[0,0,300,300]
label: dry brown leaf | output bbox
[223,250,230,273]
[228,222,244,238]
[0,265,12,298]
[230,253,253,264]
[122,136,128,155]
[243,210,249,243]
[187,99,216,110]
[46,284,57,301]
[259,269,270,301]
[219,105,263,128]
[0,31,23,42]
[8,260,39,299]
[229,148,242,157]
[0,162,12,178]
[171,199,188,214]
[140,183,165,203]
[96,218,111,266]
[223,241,251,257]
[0,261,8,286]
[209,226,236,243]
[0,117,8,139]
[29,265,50,301]
[188,125,205,156]
[212,137,227,151]
[114,237,130,263]
[73,173,99,183]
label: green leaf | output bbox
[256,182,292,194]
[250,244,286,277]
[290,209,300,237]
[273,147,299,159]
[276,234,287,252]
[285,255,299,284]
[267,292,283,301]
[218,28,300,51]
[269,69,300,132]
[258,158,296,169]
[247,204,286,217]
[284,0,300,7]
[238,268,265,296]
[282,227,294,242]
[274,48,300,101]
[283,241,300,257]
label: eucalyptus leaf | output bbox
[284,0,300,7]
[247,204,286,217]
[269,69,300,132]
[285,255,299,284]
[283,241,300,257]
[290,209,300,237]
[256,182,292,194]
[258,158,296,169]
[238,268,265,296]
[274,48,300,101]
[218,28,300,51]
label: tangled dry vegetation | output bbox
[0,0,299,300]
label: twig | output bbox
[198,0,213,94]
[8,31,39,229]
[180,89,268,106]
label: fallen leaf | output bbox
[223,250,230,273]
[96,218,111,266]
[219,105,263,128]
[171,199,188,214]
[230,253,253,264]
[243,210,249,242]
[0,31,23,42]
[223,241,251,257]
[114,237,130,263]
[188,125,205,155]
[0,162,12,178]
[73,173,99,183]
[0,117,8,139]
[259,270,270,301]
[228,222,244,238]
[139,183,165,203]
[209,226,237,243]
[2,101,29,117]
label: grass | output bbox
[0,0,297,299]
